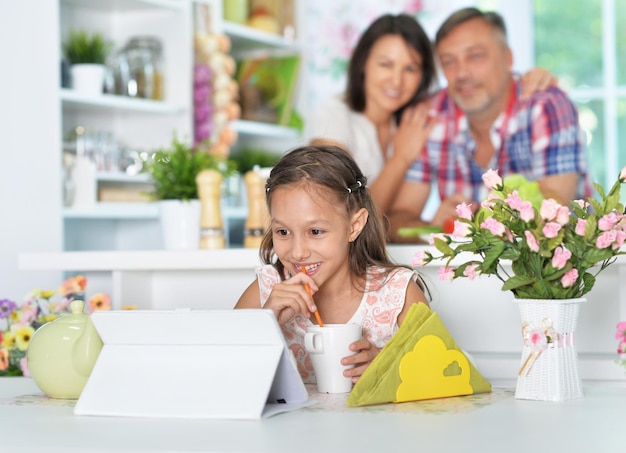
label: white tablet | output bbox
[74,309,311,419]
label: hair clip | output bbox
[347,180,363,193]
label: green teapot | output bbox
[27,299,103,399]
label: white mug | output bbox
[304,324,362,393]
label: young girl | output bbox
[235,145,429,384]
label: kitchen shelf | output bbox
[96,172,152,183]
[222,21,299,55]
[60,0,186,12]
[60,89,186,115]
[232,119,300,139]
[63,203,248,220]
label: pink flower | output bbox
[555,206,570,225]
[598,212,620,231]
[428,233,446,246]
[455,202,473,220]
[618,341,626,354]
[482,169,502,190]
[463,264,480,280]
[596,230,617,249]
[551,246,572,270]
[411,251,427,267]
[525,231,539,252]
[480,217,506,236]
[620,166,626,182]
[452,220,471,238]
[575,218,587,236]
[19,357,30,378]
[616,321,626,341]
[614,230,626,249]
[518,201,535,222]
[540,198,561,221]
[573,199,587,209]
[438,267,455,281]
[505,191,524,210]
[561,268,579,288]
[542,222,562,238]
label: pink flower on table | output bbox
[596,230,617,249]
[505,191,523,210]
[540,198,561,221]
[615,321,626,341]
[555,206,570,225]
[598,211,620,231]
[620,166,626,182]
[561,268,579,288]
[551,246,572,270]
[438,266,455,281]
[411,250,428,267]
[614,230,626,249]
[524,231,539,252]
[20,356,30,377]
[542,222,562,239]
[481,193,500,211]
[482,168,502,190]
[455,202,473,220]
[463,264,480,280]
[452,220,471,238]
[518,201,535,222]
[428,233,446,246]
[480,217,506,236]
[575,218,587,236]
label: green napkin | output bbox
[347,303,491,407]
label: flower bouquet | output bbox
[413,168,626,401]
[0,276,112,377]
[413,168,626,299]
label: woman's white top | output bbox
[304,96,395,184]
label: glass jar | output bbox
[122,36,164,100]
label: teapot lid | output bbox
[54,300,88,324]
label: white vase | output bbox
[158,199,201,250]
[71,64,105,96]
[515,297,585,402]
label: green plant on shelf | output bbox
[62,29,113,65]
[144,135,236,201]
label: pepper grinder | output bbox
[196,169,225,249]
[244,167,271,248]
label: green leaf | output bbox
[482,241,505,272]
[502,275,535,291]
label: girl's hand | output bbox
[263,273,319,325]
[392,103,436,168]
[341,338,380,383]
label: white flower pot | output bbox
[158,199,201,250]
[515,297,585,402]
[71,64,105,96]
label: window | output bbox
[533,0,626,200]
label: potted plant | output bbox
[413,168,626,402]
[145,135,235,250]
[62,29,113,95]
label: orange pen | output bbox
[301,268,324,327]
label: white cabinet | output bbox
[60,1,304,251]
[60,0,194,250]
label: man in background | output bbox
[388,7,591,242]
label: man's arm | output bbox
[387,180,432,243]
[537,173,579,204]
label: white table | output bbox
[1,377,624,452]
